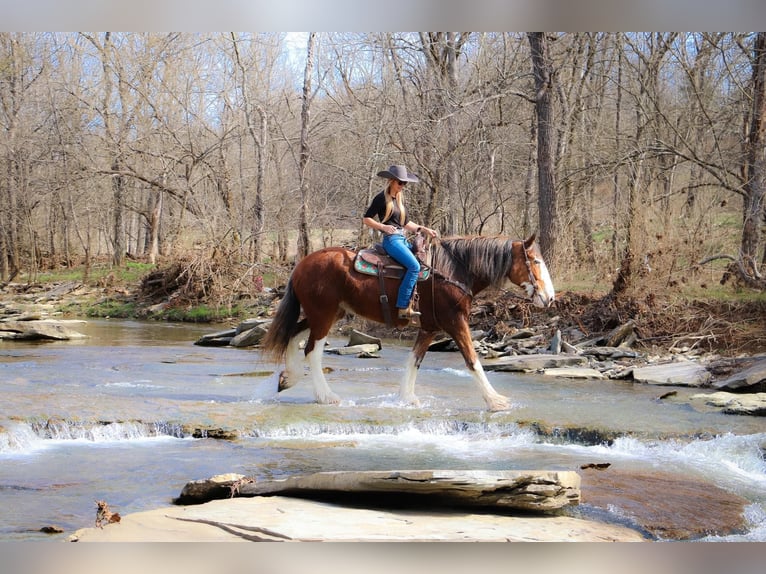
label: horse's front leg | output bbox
[398,330,436,406]
[450,323,512,412]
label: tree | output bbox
[528,33,558,264]
[296,32,316,259]
[741,32,766,280]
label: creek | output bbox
[1,319,764,541]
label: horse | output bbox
[261,234,555,411]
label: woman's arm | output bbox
[363,216,398,235]
[404,220,438,238]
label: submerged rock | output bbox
[580,467,750,540]
[691,391,766,416]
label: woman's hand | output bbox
[418,226,438,239]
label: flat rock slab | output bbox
[690,391,766,416]
[543,367,605,379]
[632,361,710,387]
[483,354,588,372]
[325,343,381,356]
[69,495,645,542]
[0,320,88,341]
[713,358,766,392]
[580,467,750,540]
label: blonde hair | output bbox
[383,180,406,223]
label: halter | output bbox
[520,240,541,299]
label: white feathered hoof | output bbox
[277,370,296,392]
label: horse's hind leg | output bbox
[305,335,341,404]
[277,321,310,391]
[398,330,436,406]
[303,309,344,404]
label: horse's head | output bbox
[514,234,555,308]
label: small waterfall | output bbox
[0,419,186,453]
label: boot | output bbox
[398,304,421,323]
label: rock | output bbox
[234,318,271,335]
[632,361,711,387]
[326,330,382,356]
[229,324,268,347]
[713,358,766,392]
[581,346,641,359]
[543,367,604,379]
[549,329,562,354]
[483,354,588,372]
[428,337,458,352]
[347,329,382,348]
[580,467,750,540]
[194,328,235,347]
[605,320,636,347]
[0,320,87,341]
[69,494,644,542]
[235,469,581,513]
[175,473,251,504]
[326,343,381,356]
[690,391,766,416]
[36,281,81,302]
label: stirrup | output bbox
[397,307,421,320]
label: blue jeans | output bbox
[382,233,421,308]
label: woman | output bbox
[362,164,438,321]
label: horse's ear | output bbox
[523,233,537,248]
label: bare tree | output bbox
[741,32,766,279]
[297,32,316,259]
[528,33,558,264]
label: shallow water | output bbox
[1,319,764,541]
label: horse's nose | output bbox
[533,291,554,308]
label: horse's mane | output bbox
[430,236,518,288]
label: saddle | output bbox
[353,233,431,281]
[353,232,432,327]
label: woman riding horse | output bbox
[362,165,438,322]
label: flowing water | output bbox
[1,319,765,541]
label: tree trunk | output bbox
[741,32,766,276]
[297,33,316,259]
[528,33,558,265]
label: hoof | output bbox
[486,395,512,412]
[316,392,341,405]
[277,371,296,392]
[398,394,421,407]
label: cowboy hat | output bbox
[376,164,419,183]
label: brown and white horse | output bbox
[261,234,555,411]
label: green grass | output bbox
[81,300,139,319]
[34,261,156,286]
[159,304,244,323]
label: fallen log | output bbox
[178,469,581,513]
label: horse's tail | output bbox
[261,278,303,361]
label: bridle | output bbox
[520,240,542,300]
[428,239,541,304]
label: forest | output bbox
[1,32,765,302]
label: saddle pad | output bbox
[354,250,430,280]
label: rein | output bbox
[521,241,537,289]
